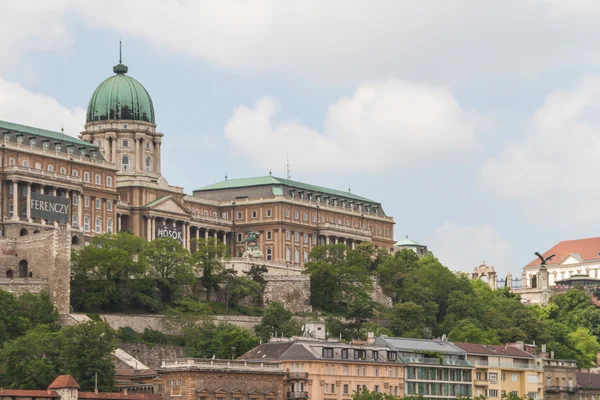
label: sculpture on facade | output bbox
[242,231,264,259]
[535,252,556,269]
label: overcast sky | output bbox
[2,0,600,276]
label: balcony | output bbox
[287,392,309,399]
[287,372,309,380]
[473,380,489,387]
[318,222,373,239]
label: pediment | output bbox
[145,195,190,216]
[560,253,583,265]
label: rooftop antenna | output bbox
[286,153,291,179]
[119,39,122,64]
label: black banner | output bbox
[30,192,69,223]
[155,222,183,244]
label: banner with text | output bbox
[155,222,183,244]
[30,192,69,223]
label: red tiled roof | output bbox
[49,375,81,389]
[0,390,59,398]
[453,343,534,358]
[79,393,161,400]
[526,237,600,267]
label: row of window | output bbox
[406,367,472,382]
[73,196,114,211]
[121,155,153,172]
[407,382,472,397]
[323,348,398,362]
[8,158,114,186]
[323,363,401,378]
[80,214,113,233]
[95,138,153,150]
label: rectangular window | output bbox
[354,349,366,360]
[372,351,378,360]
[96,198,101,209]
[322,348,333,358]
[512,374,518,382]
[343,385,349,395]
[489,373,498,384]
[312,234,317,244]
[343,365,349,376]
[237,212,243,220]
[303,233,308,243]
[106,176,112,187]
[267,231,272,240]
[303,212,308,221]
[252,210,257,218]
[362,367,366,376]
[388,351,397,361]
[122,140,129,148]
[170,388,181,397]
[295,232,299,242]
[286,231,291,241]
[487,390,498,398]
[286,209,290,218]
[341,349,348,359]
[295,211,299,219]
[374,367,379,377]
[374,386,379,393]
[95,174,101,184]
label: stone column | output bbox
[204,229,209,240]
[186,223,191,250]
[155,140,162,175]
[52,188,57,196]
[65,190,70,228]
[117,213,121,232]
[195,227,199,242]
[90,196,95,232]
[111,137,116,163]
[213,230,217,239]
[102,198,107,233]
[11,181,18,220]
[223,232,227,246]
[26,183,31,222]
[151,217,156,240]
[146,216,152,241]
[77,192,83,231]
[135,138,141,172]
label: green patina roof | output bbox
[0,120,97,148]
[87,61,155,123]
[144,195,171,208]
[195,176,378,204]
[395,236,425,247]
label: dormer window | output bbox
[354,349,366,360]
[42,140,50,150]
[388,351,397,361]
[341,349,348,359]
[67,145,74,154]
[55,143,62,152]
[29,137,36,146]
[322,348,334,359]
[16,135,23,144]
[289,189,295,198]
[2,131,10,141]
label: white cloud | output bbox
[427,222,512,275]
[224,80,480,172]
[72,0,600,84]
[0,78,85,137]
[0,0,73,75]
[480,75,600,226]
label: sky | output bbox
[2,0,600,277]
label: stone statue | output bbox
[535,251,556,269]
[242,231,264,259]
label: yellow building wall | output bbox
[473,366,543,399]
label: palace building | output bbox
[0,53,395,313]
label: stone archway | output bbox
[6,270,14,279]
[19,228,28,236]
[472,261,498,289]
[18,260,28,278]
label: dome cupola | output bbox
[86,44,155,124]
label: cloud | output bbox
[427,222,512,275]
[72,0,600,84]
[0,0,73,75]
[480,75,600,226]
[224,80,480,172]
[0,78,85,137]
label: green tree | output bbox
[145,237,195,304]
[254,302,302,342]
[568,327,600,368]
[352,388,398,400]
[391,302,429,338]
[183,321,259,359]
[221,268,262,311]
[448,319,501,344]
[0,325,62,389]
[244,264,269,306]
[193,237,230,301]
[0,290,35,346]
[60,321,118,391]
[164,299,212,333]
[17,291,59,329]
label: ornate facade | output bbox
[0,53,395,313]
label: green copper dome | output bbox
[86,61,155,123]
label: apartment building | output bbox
[454,343,544,400]
[543,358,578,400]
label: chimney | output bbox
[367,332,375,345]
[551,351,555,360]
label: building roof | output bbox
[577,372,600,389]
[78,393,160,400]
[0,119,96,148]
[49,375,81,389]
[453,343,535,359]
[526,237,600,267]
[239,341,299,361]
[394,236,425,247]
[87,61,155,124]
[0,390,59,398]
[375,337,466,356]
[194,176,377,204]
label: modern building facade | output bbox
[454,343,544,400]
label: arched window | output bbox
[72,213,78,227]
[107,219,113,234]
[19,228,28,236]
[285,247,291,262]
[84,196,90,207]
[83,215,90,231]
[72,169,79,177]
[83,172,90,182]
[6,270,14,279]
[106,176,112,187]
[72,236,80,245]
[122,155,130,171]
[47,164,54,172]
[95,217,102,233]
[145,157,152,172]
[107,200,113,211]
[303,250,309,263]
[18,260,28,278]
[267,231,272,240]
[266,248,272,261]
[295,249,300,263]
[22,160,29,168]
[34,162,41,170]
[59,167,66,175]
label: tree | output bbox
[254,302,302,342]
[222,268,262,311]
[193,237,230,301]
[164,299,212,334]
[183,321,259,359]
[0,325,62,389]
[60,321,118,391]
[0,290,35,347]
[568,327,600,369]
[244,264,269,306]
[17,291,59,330]
[145,237,195,304]
[352,389,398,400]
[391,302,429,338]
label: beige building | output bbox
[454,343,544,400]
[240,336,473,400]
[542,358,578,400]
